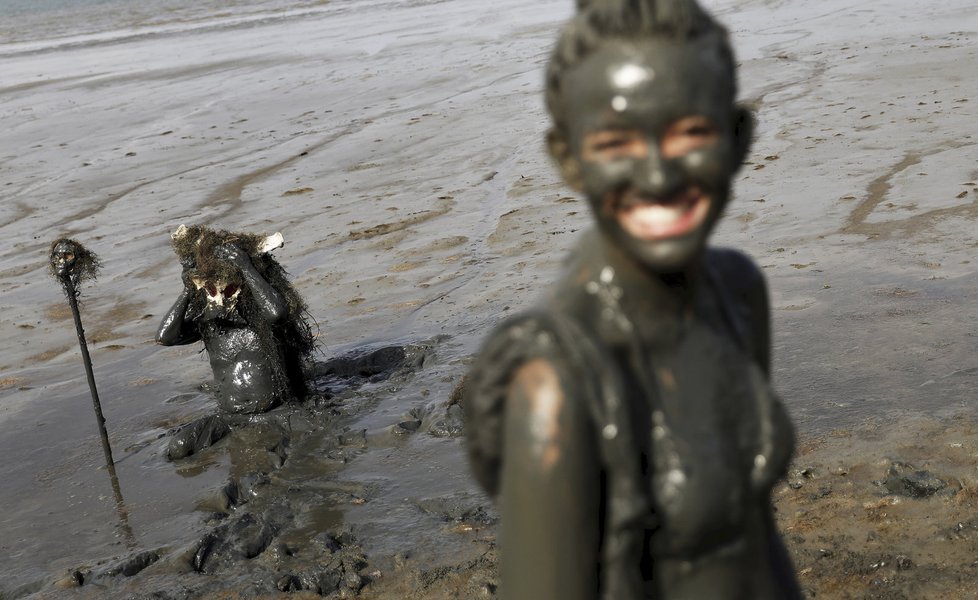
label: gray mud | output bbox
[9,343,437,599]
[2,0,978,598]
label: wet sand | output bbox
[1,0,977,597]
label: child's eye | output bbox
[583,130,647,161]
[593,137,631,151]
[684,124,715,137]
[662,116,718,158]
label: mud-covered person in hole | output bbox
[464,0,802,598]
[157,225,314,460]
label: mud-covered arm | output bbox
[156,283,201,346]
[215,244,287,323]
[500,358,601,600]
[762,394,801,597]
[747,265,771,378]
[763,504,803,599]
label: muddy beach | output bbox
[1,0,977,598]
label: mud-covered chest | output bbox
[200,320,262,364]
[617,322,792,556]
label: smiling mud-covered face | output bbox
[559,37,750,272]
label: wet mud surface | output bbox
[2,0,978,598]
[10,343,473,600]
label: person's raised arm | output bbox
[156,267,201,346]
[500,357,601,600]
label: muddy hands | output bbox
[214,243,251,270]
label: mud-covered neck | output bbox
[548,229,712,346]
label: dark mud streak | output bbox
[55,179,166,228]
[346,198,456,242]
[0,200,37,229]
[50,159,236,230]
[201,120,369,224]
[75,58,287,91]
[0,74,100,96]
[133,257,174,280]
[0,8,340,60]
[49,125,350,230]
[406,276,475,317]
[752,4,857,31]
[0,261,36,280]
[842,141,978,239]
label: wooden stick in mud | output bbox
[50,239,136,546]
[64,277,136,544]
[63,273,116,467]
[65,283,136,545]
[49,239,114,467]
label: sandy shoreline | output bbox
[1,0,977,597]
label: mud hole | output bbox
[7,342,459,600]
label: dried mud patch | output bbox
[777,410,978,599]
[0,376,27,390]
[41,303,72,322]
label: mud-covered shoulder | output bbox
[706,246,771,375]
[706,246,768,300]
[463,312,581,497]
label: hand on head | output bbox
[214,243,250,268]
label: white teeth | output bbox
[632,204,684,226]
[617,192,710,240]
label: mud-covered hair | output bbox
[546,0,736,136]
[172,225,265,284]
[174,225,316,400]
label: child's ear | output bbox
[547,128,583,192]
